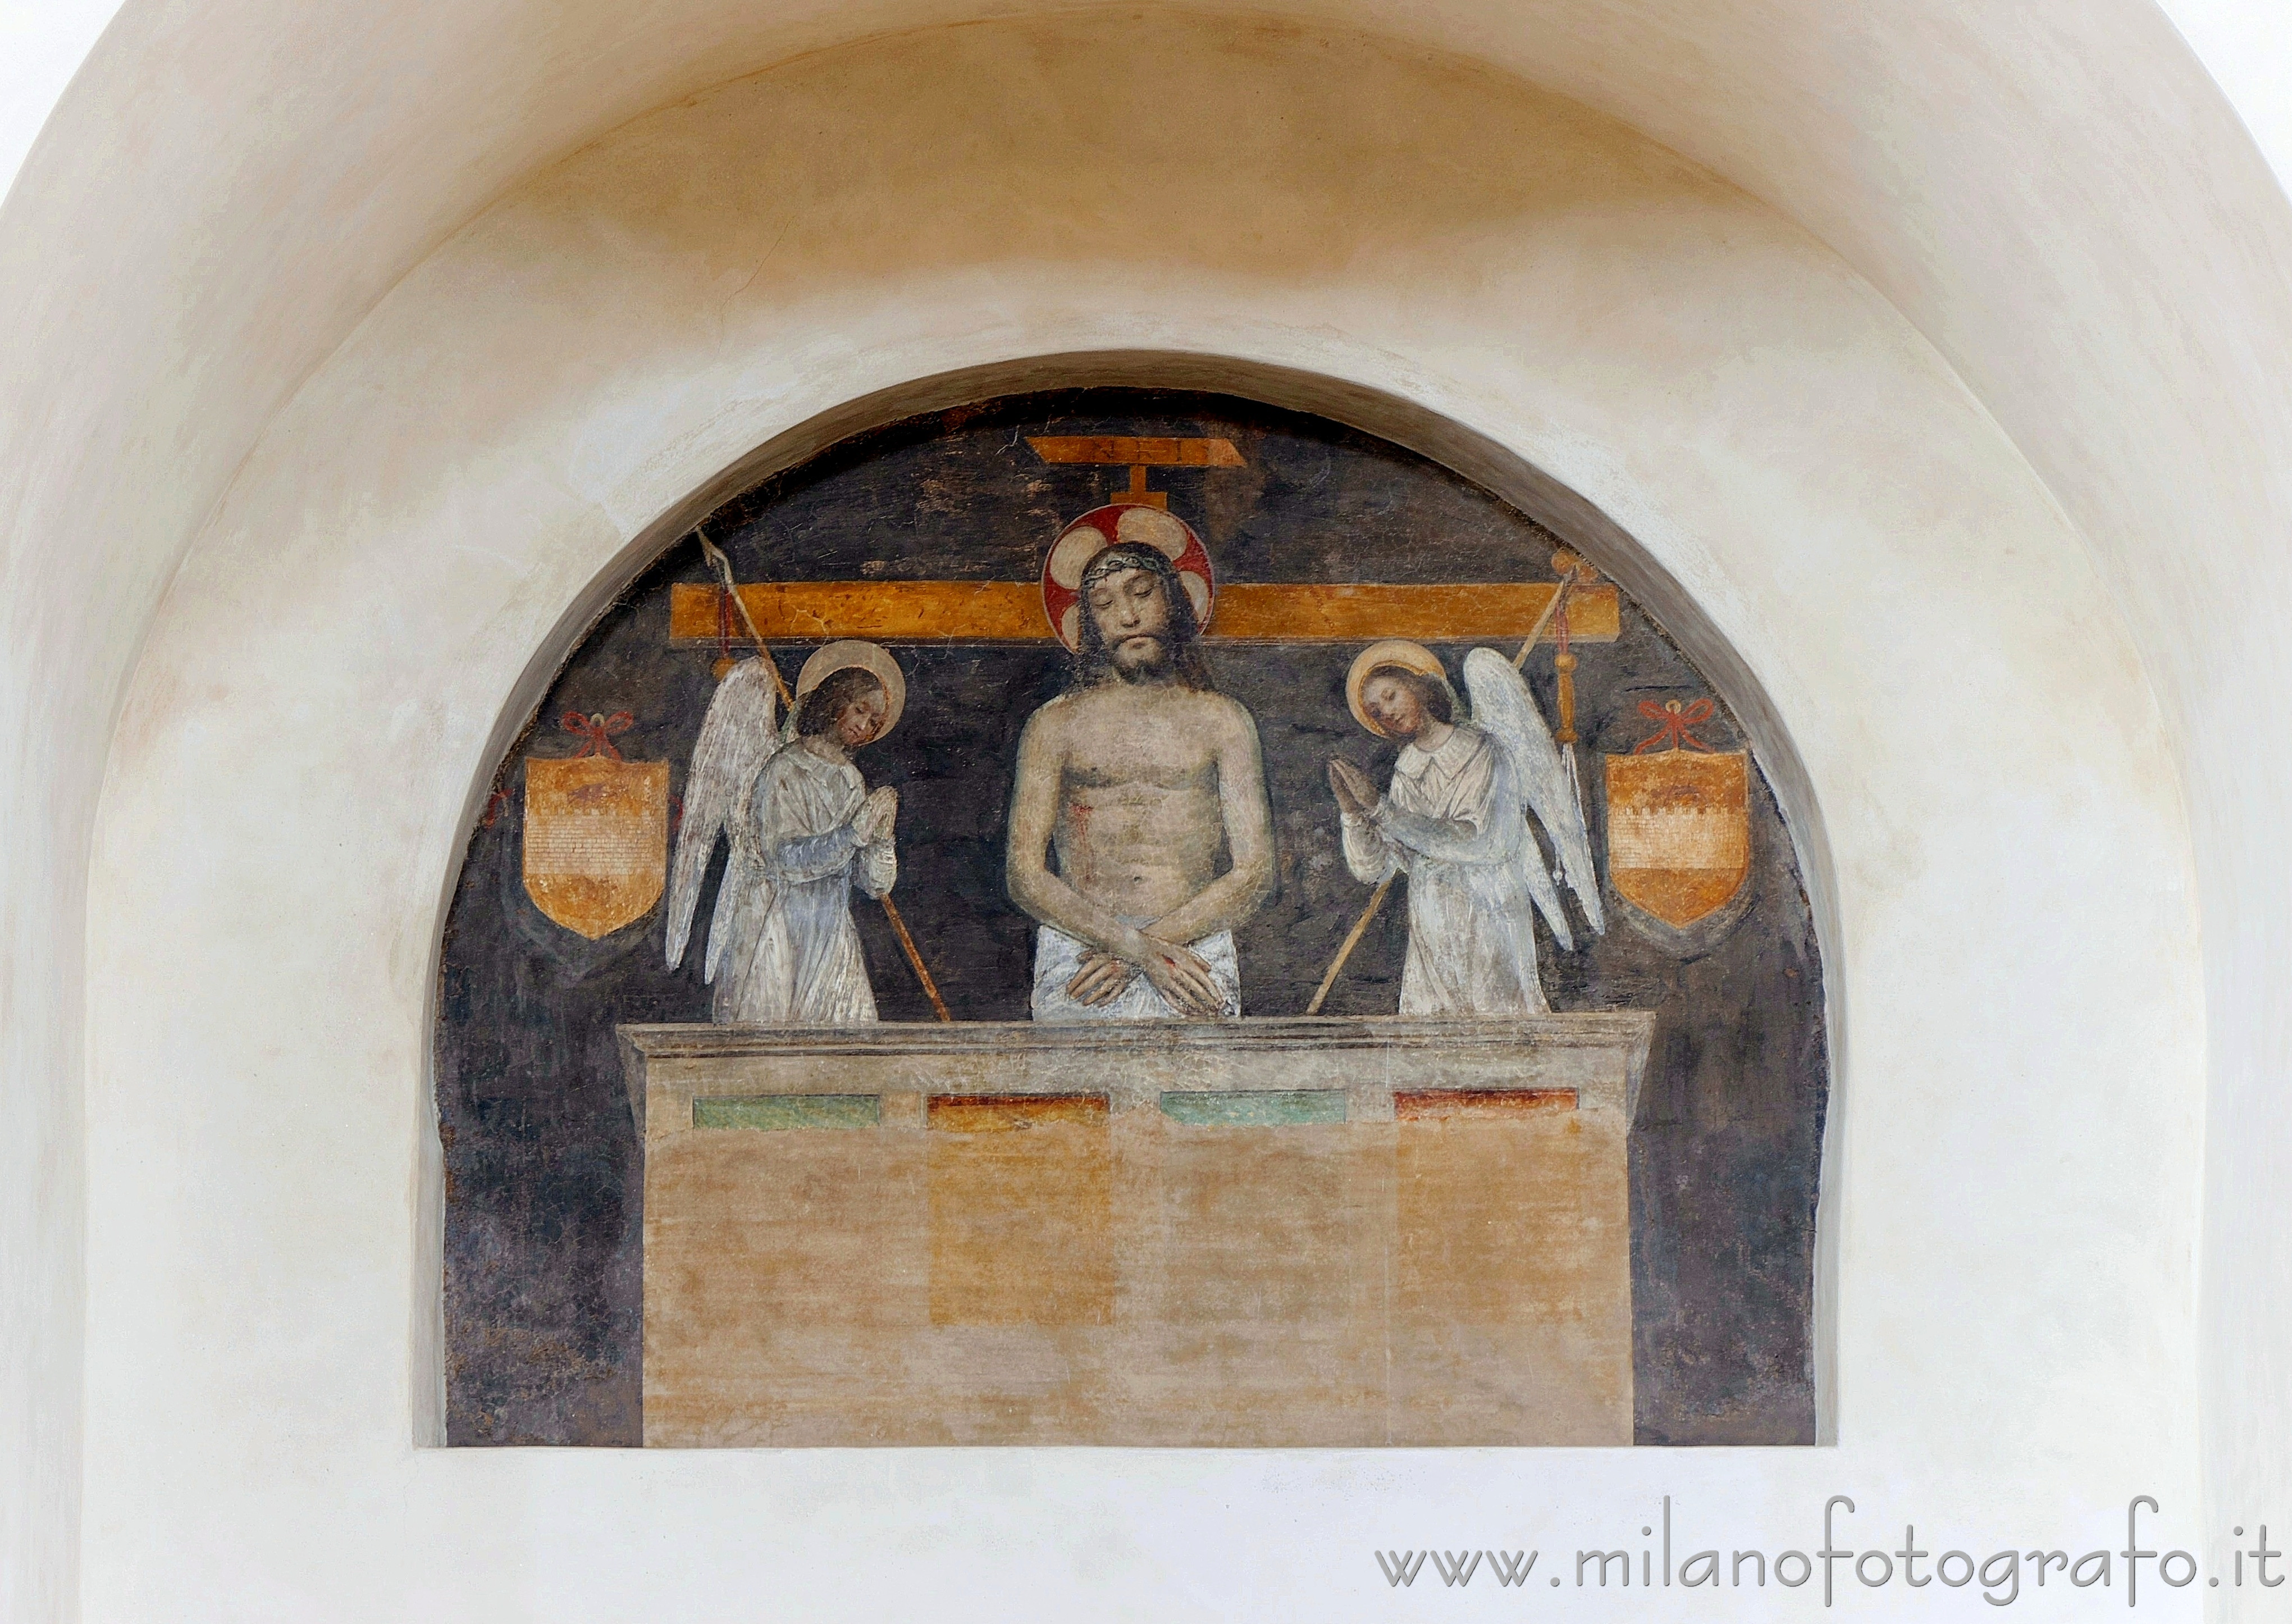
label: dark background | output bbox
[435,389,1828,1446]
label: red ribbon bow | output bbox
[561,710,634,760]
[1632,697,1715,754]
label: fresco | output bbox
[434,388,1828,1446]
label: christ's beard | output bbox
[1110,634,1175,682]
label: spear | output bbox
[697,530,952,1022]
[1305,873,1395,1016]
[1510,557,1581,670]
[1536,551,1595,843]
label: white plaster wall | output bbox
[76,20,2205,1617]
[0,0,121,204]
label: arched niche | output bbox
[432,355,1838,1448]
[56,10,2214,1606]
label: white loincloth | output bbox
[1029,923,1241,1021]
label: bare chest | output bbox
[1060,695,1221,795]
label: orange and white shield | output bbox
[523,715,668,939]
[1604,746,1750,929]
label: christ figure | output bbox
[1006,541,1273,1019]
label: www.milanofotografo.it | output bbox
[1375,1498,2286,1607]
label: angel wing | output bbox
[665,657,781,972]
[1510,783,1576,954]
[1462,646,1607,939]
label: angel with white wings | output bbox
[664,641,905,1025]
[1326,640,1603,1016]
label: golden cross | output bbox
[1025,435,1245,509]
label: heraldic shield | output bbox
[1604,743,1751,929]
[522,714,669,940]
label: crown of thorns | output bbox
[1079,543,1176,588]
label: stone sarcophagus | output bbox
[619,1015,1651,1448]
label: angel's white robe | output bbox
[714,742,894,1025]
[1340,722,1549,1016]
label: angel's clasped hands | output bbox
[852,785,898,846]
[1327,758,1380,818]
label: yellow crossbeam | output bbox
[668,580,1620,646]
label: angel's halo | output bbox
[795,639,907,737]
[1345,638,1457,738]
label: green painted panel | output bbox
[1158,1089,1346,1126]
[694,1094,880,1131]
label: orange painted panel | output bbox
[928,1105,1113,1328]
[1394,1088,1578,1120]
[926,1093,1110,1132]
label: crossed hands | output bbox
[1065,933,1227,1018]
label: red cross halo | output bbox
[1040,503,1216,652]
